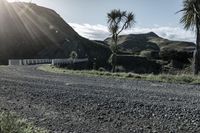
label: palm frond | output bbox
[125,12,135,29]
[107,9,136,49]
[179,0,200,31]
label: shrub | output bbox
[70,51,78,60]
[160,49,192,63]
[115,55,162,74]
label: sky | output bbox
[7,0,195,42]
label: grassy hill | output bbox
[104,32,195,59]
[0,0,111,65]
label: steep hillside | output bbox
[0,0,111,65]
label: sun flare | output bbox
[7,0,32,2]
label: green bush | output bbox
[160,49,192,63]
[115,55,162,74]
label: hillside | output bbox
[0,0,195,69]
[0,0,111,65]
[104,32,195,59]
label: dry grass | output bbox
[0,111,48,133]
[38,65,200,84]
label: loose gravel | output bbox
[1,65,200,133]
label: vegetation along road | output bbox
[1,65,200,133]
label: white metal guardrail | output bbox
[9,59,52,65]
[8,58,88,66]
[52,58,88,66]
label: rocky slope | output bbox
[0,0,111,65]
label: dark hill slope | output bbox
[104,32,195,56]
[0,0,111,65]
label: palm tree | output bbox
[107,9,135,72]
[178,0,200,75]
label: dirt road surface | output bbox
[1,65,200,133]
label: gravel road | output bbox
[1,65,200,133]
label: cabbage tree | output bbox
[107,9,135,72]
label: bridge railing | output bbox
[9,59,52,65]
[52,58,89,66]
[8,58,89,66]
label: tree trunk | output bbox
[194,50,198,74]
[112,35,118,73]
[112,65,116,73]
[194,19,200,75]
[112,53,117,73]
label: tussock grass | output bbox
[38,65,200,84]
[0,111,48,133]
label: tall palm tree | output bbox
[178,0,200,75]
[107,9,135,72]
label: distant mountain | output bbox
[104,32,195,53]
[104,32,195,63]
[0,0,111,65]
